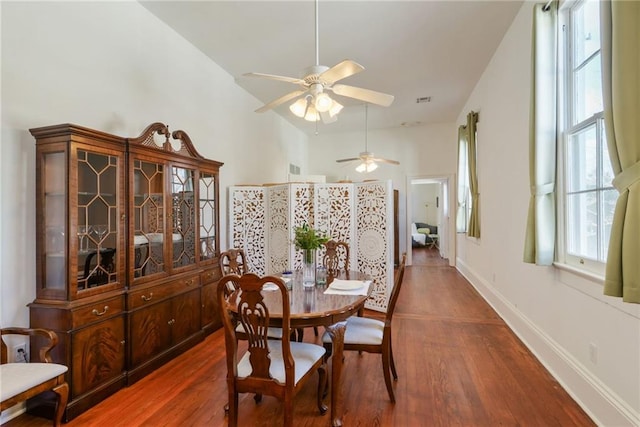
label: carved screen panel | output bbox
[230,187,266,275]
[267,185,290,275]
[314,183,355,266]
[290,184,314,270]
[355,180,394,312]
[229,181,393,311]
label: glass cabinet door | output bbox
[199,172,216,261]
[77,150,119,290]
[42,151,67,292]
[132,160,165,278]
[171,165,196,269]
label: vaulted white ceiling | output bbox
[141,1,523,136]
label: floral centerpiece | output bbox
[294,223,328,287]
[293,223,329,251]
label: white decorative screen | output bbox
[290,184,314,270]
[229,186,266,275]
[355,181,394,311]
[267,185,290,275]
[229,181,393,311]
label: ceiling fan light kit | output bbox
[289,96,343,122]
[244,0,394,124]
[356,160,378,173]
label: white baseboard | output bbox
[456,258,639,427]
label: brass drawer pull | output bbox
[141,293,153,302]
[92,306,109,316]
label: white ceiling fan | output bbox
[336,104,399,173]
[243,0,394,124]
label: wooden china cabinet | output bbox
[28,123,223,421]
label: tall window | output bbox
[560,0,615,274]
[456,126,470,233]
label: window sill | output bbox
[554,262,640,319]
[553,261,605,285]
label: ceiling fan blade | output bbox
[255,90,306,113]
[243,72,305,85]
[319,59,364,85]
[336,157,361,163]
[373,157,400,165]
[331,84,395,107]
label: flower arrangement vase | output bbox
[302,248,316,288]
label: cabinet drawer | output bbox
[71,296,125,328]
[201,267,221,284]
[128,275,200,310]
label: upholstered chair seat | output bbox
[237,340,326,384]
[337,316,384,346]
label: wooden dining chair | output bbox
[219,248,249,276]
[218,273,328,427]
[219,248,284,341]
[322,240,350,276]
[322,252,407,403]
[1,328,69,427]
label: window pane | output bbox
[567,126,597,192]
[601,189,617,260]
[567,191,598,259]
[573,54,603,124]
[573,0,601,65]
[601,123,615,186]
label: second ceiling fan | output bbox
[244,0,394,124]
[336,104,399,173]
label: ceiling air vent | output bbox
[416,96,432,103]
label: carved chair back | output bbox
[217,273,327,426]
[322,240,350,275]
[219,248,249,275]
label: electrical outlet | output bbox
[13,344,28,363]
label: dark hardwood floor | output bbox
[4,247,595,426]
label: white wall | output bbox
[412,183,440,225]
[0,1,308,343]
[455,3,640,426]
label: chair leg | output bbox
[52,382,69,427]
[382,344,396,403]
[317,365,328,415]
[313,326,319,336]
[254,393,263,404]
[228,390,239,427]
[283,396,294,427]
[389,335,398,380]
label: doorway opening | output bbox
[406,175,455,267]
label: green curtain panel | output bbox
[456,125,468,233]
[601,1,640,303]
[467,111,480,238]
[524,2,558,265]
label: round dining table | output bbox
[256,270,372,427]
